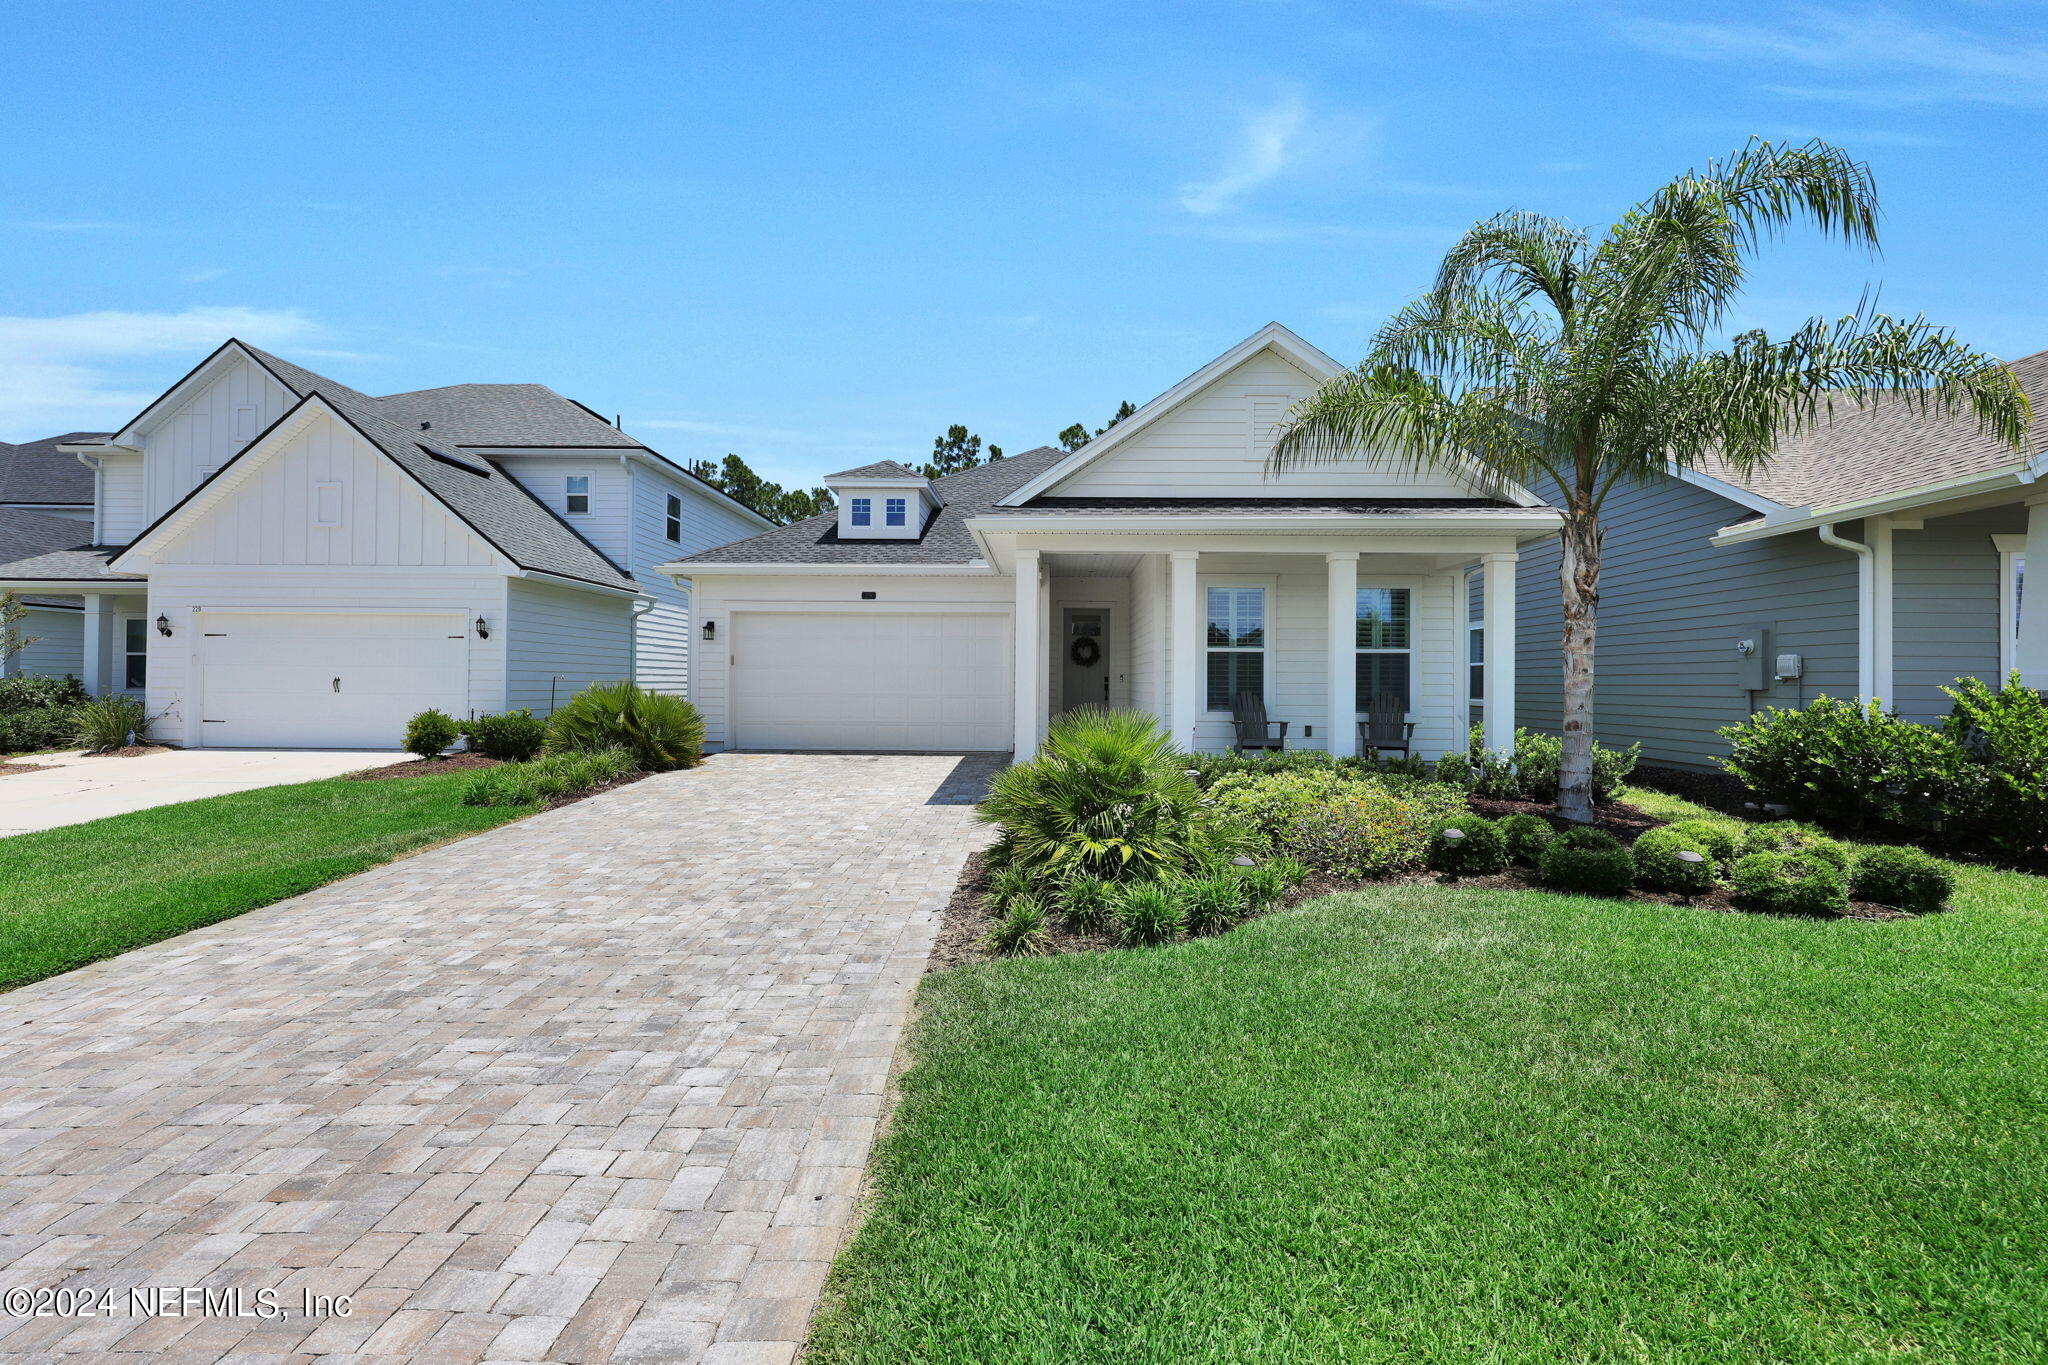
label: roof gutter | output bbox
[1817,522,1876,700]
[513,568,644,597]
[1712,463,2035,546]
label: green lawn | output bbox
[812,794,2048,1364]
[0,770,524,991]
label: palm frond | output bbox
[1432,211,1590,319]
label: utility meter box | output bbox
[1733,625,1771,692]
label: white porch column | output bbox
[1326,552,1358,757]
[1013,549,1044,755]
[80,595,109,695]
[1481,551,1517,753]
[1168,550,1202,751]
[2020,502,2048,689]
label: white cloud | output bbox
[0,306,322,439]
[181,267,229,283]
[1178,93,1314,215]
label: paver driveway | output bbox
[0,751,1001,1363]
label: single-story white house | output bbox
[663,324,1563,756]
[0,340,771,747]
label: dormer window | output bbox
[885,497,907,527]
[825,462,940,540]
[850,497,872,527]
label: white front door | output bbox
[195,611,469,749]
[730,611,1011,751]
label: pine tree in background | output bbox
[922,425,1003,480]
[1056,400,1137,452]
[684,455,835,526]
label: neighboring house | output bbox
[0,431,104,520]
[663,324,1561,755]
[0,432,110,680]
[0,340,770,747]
[1511,348,2048,771]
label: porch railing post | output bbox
[1169,550,1202,753]
[1326,552,1358,757]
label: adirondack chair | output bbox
[1358,696,1416,760]
[1230,691,1289,754]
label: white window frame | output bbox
[885,496,908,527]
[1200,576,1274,716]
[565,474,592,516]
[1355,584,1416,718]
[1997,534,2025,679]
[118,614,149,691]
[664,492,683,542]
[849,497,872,527]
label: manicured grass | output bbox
[0,770,524,991]
[812,831,2048,1361]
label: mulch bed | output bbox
[77,744,174,759]
[1466,793,1663,842]
[1629,763,1778,819]
[348,753,503,781]
[0,762,47,777]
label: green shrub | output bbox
[1719,696,1965,833]
[1239,864,1289,909]
[1850,846,1954,914]
[1427,815,1508,877]
[1056,875,1117,933]
[0,674,85,713]
[1179,875,1248,935]
[1731,851,1849,916]
[1941,674,2048,855]
[1738,820,1849,872]
[462,709,546,761]
[1665,818,1741,867]
[0,707,81,754]
[1631,826,1720,896]
[1115,882,1186,946]
[1267,855,1309,887]
[76,694,149,753]
[1536,826,1635,896]
[977,708,1244,882]
[1277,782,1472,880]
[984,865,1035,912]
[984,896,1051,956]
[404,708,460,759]
[544,681,703,771]
[460,747,636,807]
[1496,812,1555,865]
[1436,726,1639,803]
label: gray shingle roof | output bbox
[0,433,106,505]
[676,448,1066,565]
[0,507,133,583]
[1694,349,2048,511]
[374,383,642,449]
[826,460,922,480]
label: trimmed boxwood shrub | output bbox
[404,708,460,759]
[1739,820,1850,871]
[1942,674,2048,855]
[1731,851,1849,916]
[1115,882,1185,946]
[1536,826,1635,896]
[462,709,546,761]
[1496,813,1555,865]
[1720,696,1966,833]
[1664,818,1741,868]
[1427,815,1508,877]
[1850,846,1954,914]
[1631,826,1720,896]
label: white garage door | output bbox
[732,611,1011,751]
[196,612,469,749]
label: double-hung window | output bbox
[1205,587,1266,709]
[565,475,590,515]
[1356,587,1413,713]
[885,497,907,527]
[123,618,148,690]
[850,497,872,527]
[665,493,682,542]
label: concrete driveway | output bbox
[0,750,1000,1362]
[0,748,411,836]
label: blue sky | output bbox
[5,1,2043,484]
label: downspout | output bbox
[628,596,655,683]
[1817,522,1875,700]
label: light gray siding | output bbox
[8,602,83,679]
[505,578,632,716]
[626,464,766,696]
[1891,504,2025,721]
[1515,475,1860,770]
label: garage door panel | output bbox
[197,612,468,749]
[732,611,1010,751]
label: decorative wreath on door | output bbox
[1068,636,1102,667]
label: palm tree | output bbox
[1272,139,2032,822]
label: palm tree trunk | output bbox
[1557,505,1602,823]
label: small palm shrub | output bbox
[544,681,703,771]
[1496,813,1555,865]
[1426,815,1508,877]
[1115,882,1185,946]
[1179,875,1247,935]
[984,896,1052,956]
[461,747,636,807]
[404,708,460,759]
[1731,851,1849,916]
[977,708,1239,882]
[1850,846,1954,914]
[1664,818,1741,868]
[1631,826,1721,896]
[1537,827,1635,896]
[1056,875,1117,933]
[462,709,546,761]
[76,694,149,753]
[1739,820,1849,872]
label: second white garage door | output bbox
[196,611,469,749]
[731,611,1011,751]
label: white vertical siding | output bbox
[505,578,633,716]
[140,356,294,523]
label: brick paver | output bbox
[0,751,999,1362]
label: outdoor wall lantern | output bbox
[702,619,717,641]
[155,613,172,637]
[474,616,490,639]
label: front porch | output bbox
[1005,538,1522,758]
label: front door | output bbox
[1060,608,1110,713]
